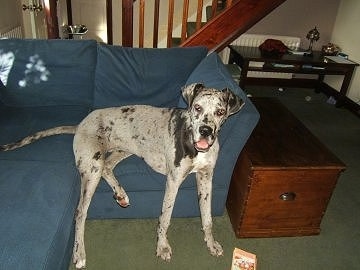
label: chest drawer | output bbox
[245,169,338,236]
[227,159,342,237]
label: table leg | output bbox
[315,74,325,93]
[336,67,355,107]
[239,60,249,90]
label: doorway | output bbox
[21,0,59,39]
[21,0,47,38]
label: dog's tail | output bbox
[0,126,77,151]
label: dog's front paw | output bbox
[73,253,86,269]
[73,242,86,269]
[156,240,172,262]
[207,240,224,257]
[74,259,86,269]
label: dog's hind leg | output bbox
[102,150,132,208]
[72,141,104,269]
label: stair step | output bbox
[172,2,226,47]
[205,5,225,21]
[187,22,207,37]
[171,37,181,47]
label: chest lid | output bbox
[245,97,346,170]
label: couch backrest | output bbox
[93,45,208,109]
[0,39,97,107]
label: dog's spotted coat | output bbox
[0,83,244,268]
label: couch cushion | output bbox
[94,45,208,108]
[95,153,231,194]
[0,160,79,270]
[0,39,97,107]
[0,105,89,162]
[88,188,228,219]
[179,52,247,107]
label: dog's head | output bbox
[182,83,244,152]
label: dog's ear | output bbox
[182,83,204,106]
[222,88,244,116]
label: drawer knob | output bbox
[279,192,296,201]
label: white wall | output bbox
[325,0,360,104]
[246,0,340,50]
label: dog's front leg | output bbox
[156,173,182,262]
[196,169,223,257]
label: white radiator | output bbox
[221,34,301,79]
[0,26,23,39]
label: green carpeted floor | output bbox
[69,87,360,270]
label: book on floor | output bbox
[231,247,257,270]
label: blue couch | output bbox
[0,39,259,270]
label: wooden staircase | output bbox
[180,0,288,52]
[172,2,224,47]
[109,0,288,52]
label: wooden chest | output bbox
[226,98,346,238]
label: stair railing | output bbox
[120,0,232,48]
[117,0,286,51]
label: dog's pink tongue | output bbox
[196,139,209,150]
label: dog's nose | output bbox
[199,126,213,137]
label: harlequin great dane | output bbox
[0,83,244,269]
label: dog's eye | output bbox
[194,104,202,112]
[216,109,226,116]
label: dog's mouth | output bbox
[194,138,212,152]
[193,125,216,152]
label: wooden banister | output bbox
[118,0,287,50]
[153,0,160,48]
[181,0,190,42]
[106,0,113,44]
[196,0,203,31]
[180,0,287,52]
[211,0,218,19]
[139,0,145,48]
[167,0,175,48]
[226,0,233,8]
[122,0,134,47]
